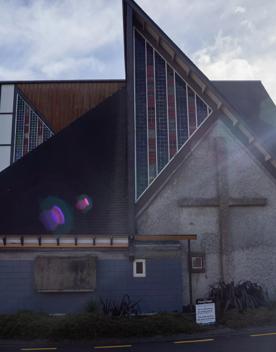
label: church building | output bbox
[0,0,276,313]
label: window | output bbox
[0,146,11,172]
[0,84,14,113]
[0,114,12,144]
[191,253,205,273]
[133,259,146,277]
[134,28,212,199]
[14,93,54,162]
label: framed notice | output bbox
[196,300,216,325]
[34,255,96,292]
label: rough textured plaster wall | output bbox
[222,122,276,298]
[137,119,276,303]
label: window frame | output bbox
[133,259,146,278]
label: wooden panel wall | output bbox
[18,81,125,132]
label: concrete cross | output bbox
[178,137,267,280]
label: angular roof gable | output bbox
[122,0,276,213]
[123,0,276,213]
[18,80,125,133]
[0,88,128,235]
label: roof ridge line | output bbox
[0,79,126,84]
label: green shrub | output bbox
[85,300,98,313]
[208,280,268,316]
[0,312,203,340]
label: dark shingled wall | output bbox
[0,88,128,235]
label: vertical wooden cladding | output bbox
[18,81,125,133]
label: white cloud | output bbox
[0,0,275,103]
[0,0,124,80]
[235,6,246,14]
[193,32,256,80]
[137,0,276,102]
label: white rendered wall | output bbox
[0,84,14,172]
[137,119,276,303]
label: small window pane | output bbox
[133,259,146,277]
[0,114,12,144]
[136,261,143,274]
[0,85,14,113]
[0,146,11,172]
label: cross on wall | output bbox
[178,137,267,280]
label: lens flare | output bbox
[39,196,73,233]
[75,194,93,213]
[39,206,65,231]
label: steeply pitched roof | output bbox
[213,80,276,159]
[0,88,128,235]
[122,0,276,214]
[17,80,125,132]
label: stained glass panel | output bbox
[167,65,177,159]
[196,96,208,126]
[135,31,148,198]
[29,111,38,152]
[134,29,213,200]
[15,95,25,161]
[188,87,196,136]
[175,73,188,148]
[14,93,54,162]
[146,43,157,183]
[23,105,30,156]
[155,52,168,172]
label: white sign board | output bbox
[196,302,216,325]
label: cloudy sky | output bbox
[0,0,275,102]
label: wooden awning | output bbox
[135,235,197,241]
[0,235,129,249]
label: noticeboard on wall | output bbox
[34,255,96,292]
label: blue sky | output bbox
[0,0,275,102]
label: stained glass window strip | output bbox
[29,111,38,152]
[135,30,148,197]
[167,65,177,159]
[188,87,196,136]
[175,73,188,149]
[15,95,24,161]
[43,124,52,141]
[23,105,30,155]
[196,95,208,126]
[155,52,168,173]
[37,120,44,146]
[14,93,54,162]
[146,43,157,183]
[134,29,213,199]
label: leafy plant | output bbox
[86,299,98,313]
[208,280,269,314]
[100,294,141,317]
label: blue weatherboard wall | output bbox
[0,258,182,313]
